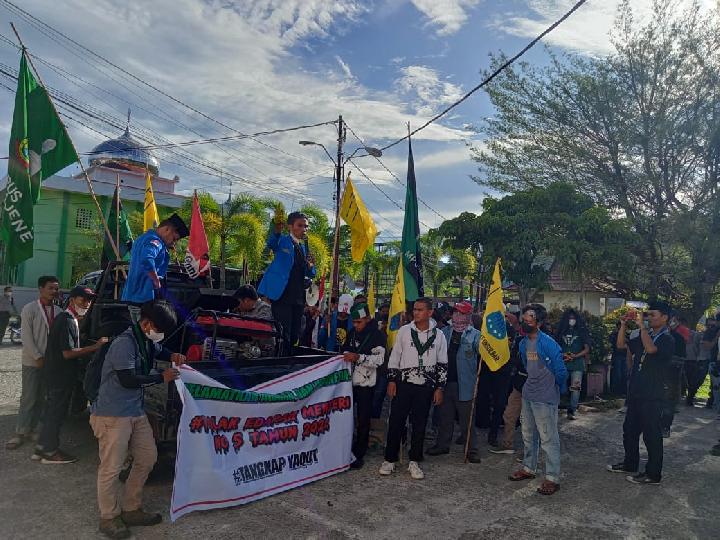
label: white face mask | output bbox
[75,306,89,317]
[568,319,576,327]
[4,292,11,298]
[146,329,164,343]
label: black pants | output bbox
[685,361,709,399]
[353,386,374,460]
[0,311,10,343]
[623,398,663,481]
[476,366,511,435]
[384,382,434,463]
[271,302,304,355]
[38,382,73,454]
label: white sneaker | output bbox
[379,461,395,476]
[408,461,424,480]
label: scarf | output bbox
[451,312,471,333]
[411,327,437,368]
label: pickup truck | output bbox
[81,261,332,447]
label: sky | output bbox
[0,0,710,240]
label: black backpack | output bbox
[83,341,112,403]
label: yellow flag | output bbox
[339,174,377,262]
[144,173,160,231]
[479,258,510,371]
[368,273,376,317]
[387,259,405,349]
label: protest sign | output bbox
[170,356,354,521]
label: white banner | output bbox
[170,356,354,521]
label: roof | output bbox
[503,255,609,294]
[88,128,160,175]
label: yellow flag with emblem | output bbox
[339,173,377,262]
[144,173,160,231]
[386,259,405,349]
[479,258,510,371]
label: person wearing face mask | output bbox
[34,287,109,463]
[426,301,482,462]
[0,286,17,344]
[122,213,189,323]
[90,299,185,539]
[555,309,590,420]
[509,304,567,495]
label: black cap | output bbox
[167,213,189,238]
[68,286,96,300]
[647,301,671,316]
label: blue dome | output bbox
[88,128,159,175]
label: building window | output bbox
[75,208,93,230]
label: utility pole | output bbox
[330,114,345,301]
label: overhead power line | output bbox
[377,0,588,152]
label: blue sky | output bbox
[0,0,699,239]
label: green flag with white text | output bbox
[1,52,78,267]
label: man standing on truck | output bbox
[121,214,189,322]
[6,276,62,451]
[258,212,316,354]
[90,299,186,539]
[36,287,109,464]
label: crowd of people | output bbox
[4,210,720,539]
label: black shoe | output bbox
[606,462,636,474]
[454,436,465,445]
[662,427,670,438]
[685,397,694,407]
[350,458,365,470]
[426,446,450,456]
[710,444,720,457]
[487,436,498,448]
[626,473,660,485]
[99,517,131,540]
[567,412,576,420]
[467,452,482,464]
[120,509,162,527]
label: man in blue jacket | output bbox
[509,303,567,495]
[121,213,188,321]
[258,212,315,354]
[426,301,482,463]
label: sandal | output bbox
[508,469,536,481]
[537,480,560,495]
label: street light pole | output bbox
[330,114,345,301]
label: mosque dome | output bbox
[88,127,160,175]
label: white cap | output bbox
[338,293,354,314]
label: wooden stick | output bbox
[464,357,484,463]
[10,23,121,260]
[114,174,120,300]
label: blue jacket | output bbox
[519,330,568,394]
[257,233,316,301]
[121,230,169,304]
[441,325,481,401]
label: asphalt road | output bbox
[1,345,718,539]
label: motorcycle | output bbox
[7,318,20,345]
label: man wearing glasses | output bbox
[258,212,315,354]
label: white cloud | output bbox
[334,55,355,80]
[410,0,482,36]
[395,65,464,116]
[494,0,716,55]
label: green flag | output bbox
[401,136,424,302]
[102,186,133,267]
[1,52,78,267]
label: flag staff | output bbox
[9,22,121,260]
[114,174,120,299]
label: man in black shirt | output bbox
[607,302,675,485]
[36,287,108,463]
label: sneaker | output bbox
[626,473,660,485]
[567,412,576,420]
[350,457,364,470]
[606,462,636,474]
[120,509,162,527]
[467,452,482,464]
[662,427,670,438]
[40,450,78,464]
[487,435,499,447]
[5,435,25,450]
[99,517,131,540]
[685,397,695,407]
[30,450,45,461]
[426,446,449,456]
[379,461,395,476]
[408,461,424,480]
[490,445,515,455]
[617,407,627,414]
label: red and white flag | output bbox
[184,192,210,278]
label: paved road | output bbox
[0,345,718,539]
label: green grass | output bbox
[696,375,711,400]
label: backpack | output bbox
[83,341,112,403]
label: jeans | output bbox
[521,399,561,483]
[38,382,74,454]
[610,354,627,396]
[371,372,388,419]
[623,399,663,480]
[16,365,45,435]
[568,370,583,414]
[90,415,158,520]
[353,386,374,460]
[384,382,434,463]
[434,382,478,453]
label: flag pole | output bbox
[463,356,483,463]
[9,23,121,260]
[114,174,120,300]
